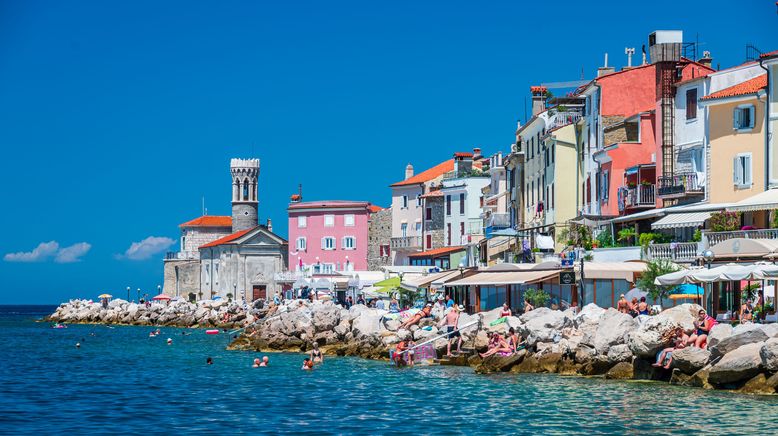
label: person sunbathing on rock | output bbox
[652,327,688,369]
[687,309,716,349]
[480,331,512,358]
[398,303,432,330]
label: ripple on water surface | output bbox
[1,308,776,435]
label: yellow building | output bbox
[702,74,768,227]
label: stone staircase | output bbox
[433,347,476,366]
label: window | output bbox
[446,195,452,216]
[343,214,355,227]
[459,193,465,214]
[734,153,753,187]
[447,223,451,245]
[324,215,335,227]
[296,237,307,251]
[415,221,422,233]
[380,244,390,257]
[551,144,555,163]
[531,180,534,204]
[426,234,432,249]
[401,222,408,237]
[686,88,697,120]
[321,237,336,250]
[425,207,432,220]
[734,105,755,130]
[321,263,334,274]
[460,222,465,236]
[342,236,356,250]
[297,216,307,228]
[551,184,555,209]
[402,195,408,208]
[479,196,484,208]
[416,194,422,207]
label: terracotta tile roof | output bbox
[368,205,384,213]
[288,200,370,210]
[530,86,547,93]
[454,152,473,158]
[390,159,454,187]
[760,49,778,59]
[179,215,232,228]
[420,190,444,199]
[702,74,767,101]
[408,246,465,258]
[199,227,256,249]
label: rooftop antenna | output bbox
[625,47,635,67]
[202,196,206,216]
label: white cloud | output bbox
[55,242,92,263]
[4,241,60,262]
[119,236,175,260]
[4,240,91,263]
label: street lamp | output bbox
[703,250,715,269]
[157,285,161,295]
[137,288,141,302]
[126,286,131,302]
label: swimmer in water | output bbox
[76,342,81,348]
[167,338,172,345]
[207,357,213,365]
[252,358,260,368]
[259,356,269,367]
[302,358,314,370]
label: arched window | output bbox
[233,179,240,202]
[243,178,249,201]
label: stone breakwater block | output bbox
[709,342,764,386]
[593,309,637,355]
[736,373,776,395]
[607,344,633,364]
[672,347,711,375]
[759,337,778,372]
[474,351,525,374]
[605,361,634,380]
[710,329,768,359]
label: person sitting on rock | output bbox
[506,327,521,353]
[652,327,688,369]
[480,331,512,358]
[398,303,432,330]
[688,309,716,348]
[523,298,534,313]
[388,298,399,313]
[637,297,650,316]
[500,303,512,318]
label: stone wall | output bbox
[367,207,392,271]
[162,259,201,298]
[182,226,233,254]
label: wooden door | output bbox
[252,285,267,301]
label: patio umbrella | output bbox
[624,288,647,301]
[668,284,704,300]
[152,294,171,301]
[654,269,692,286]
[98,294,112,299]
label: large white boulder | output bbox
[311,302,341,332]
[709,328,768,359]
[707,324,733,349]
[709,342,764,385]
[594,308,637,354]
[626,304,699,358]
[672,347,711,374]
[573,303,605,327]
[518,308,571,346]
[759,337,778,371]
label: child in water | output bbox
[302,358,314,370]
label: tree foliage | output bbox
[637,259,681,300]
[524,288,550,308]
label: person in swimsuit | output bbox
[252,358,261,368]
[629,298,639,317]
[523,298,534,313]
[443,304,463,357]
[479,331,512,358]
[740,300,753,323]
[652,327,688,369]
[617,294,630,314]
[398,303,432,330]
[310,343,324,364]
[500,303,512,318]
[302,358,314,370]
[687,309,716,348]
[394,339,414,367]
[637,297,650,316]
[259,356,269,367]
[506,327,520,352]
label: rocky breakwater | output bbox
[45,298,257,329]
[230,300,778,395]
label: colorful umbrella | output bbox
[668,284,704,300]
[152,294,171,301]
[98,294,112,299]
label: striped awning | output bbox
[726,188,778,212]
[651,211,712,230]
[444,270,558,286]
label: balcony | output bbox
[485,213,510,229]
[657,172,704,198]
[644,242,700,263]
[618,184,655,211]
[703,229,778,248]
[165,251,199,261]
[544,111,582,133]
[390,236,422,251]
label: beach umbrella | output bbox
[98,293,112,299]
[668,284,704,300]
[624,288,647,301]
[152,294,171,301]
[654,269,692,286]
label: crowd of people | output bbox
[653,309,717,368]
[616,295,651,317]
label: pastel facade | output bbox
[762,51,778,188]
[287,200,372,274]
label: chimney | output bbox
[473,147,482,160]
[699,51,713,68]
[597,53,615,77]
[530,86,547,116]
[625,47,635,68]
[266,218,273,233]
[405,163,414,180]
[454,152,473,176]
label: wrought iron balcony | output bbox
[618,184,655,211]
[390,236,422,250]
[657,172,703,198]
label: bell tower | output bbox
[230,158,260,232]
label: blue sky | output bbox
[0,1,775,304]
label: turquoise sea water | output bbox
[2,305,777,435]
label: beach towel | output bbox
[489,317,507,326]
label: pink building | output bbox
[287,200,373,274]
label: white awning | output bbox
[726,188,778,212]
[651,211,712,229]
[444,270,558,286]
[582,261,648,282]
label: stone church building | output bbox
[163,158,288,302]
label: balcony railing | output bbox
[165,251,199,260]
[657,172,703,197]
[704,229,778,248]
[390,236,422,250]
[644,242,699,263]
[485,213,510,229]
[618,184,655,211]
[544,111,583,133]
